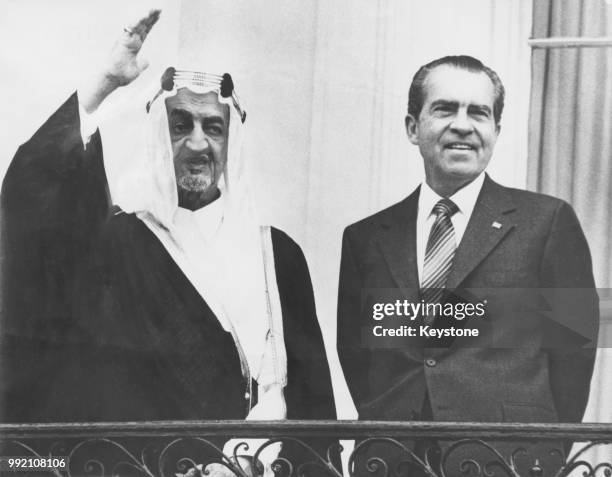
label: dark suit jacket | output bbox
[338,174,598,428]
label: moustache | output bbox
[184,155,215,164]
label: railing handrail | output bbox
[1,420,611,440]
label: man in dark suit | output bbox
[337,55,598,475]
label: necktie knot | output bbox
[432,198,459,218]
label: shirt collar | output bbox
[419,172,486,218]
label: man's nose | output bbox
[449,110,474,135]
[185,127,210,151]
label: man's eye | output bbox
[205,125,224,136]
[434,105,453,114]
[172,123,190,134]
[471,109,489,118]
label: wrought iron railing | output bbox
[0,421,611,477]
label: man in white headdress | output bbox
[1,9,338,476]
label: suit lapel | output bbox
[446,175,516,290]
[375,188,421,302]
[370,176,516,298]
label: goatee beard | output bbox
[177,175,213,193]
[176,174,220,210]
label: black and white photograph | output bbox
[0,1,611,476]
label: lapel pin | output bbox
[492,221,502,229]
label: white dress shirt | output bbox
[416,173,486,286]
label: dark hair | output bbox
[407,55,505,124]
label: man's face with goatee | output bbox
[166,88,229,210]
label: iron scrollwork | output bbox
[0,421,611,477]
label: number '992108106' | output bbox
[0,456,67,471]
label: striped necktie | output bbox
[421,198,459,306]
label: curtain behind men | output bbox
[529,0,612,288]
[528,0,612,440]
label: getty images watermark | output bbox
[371,299,486,339]
[358,287,601,349]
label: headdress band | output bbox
[146,67,247,123]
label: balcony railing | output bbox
[1,421,611,477]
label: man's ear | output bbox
[405,114,419,145]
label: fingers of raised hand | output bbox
[124,9,161,43]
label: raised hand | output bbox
[79,9,161,113]
[104,9,161,87]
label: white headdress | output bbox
[126,68,286,388]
